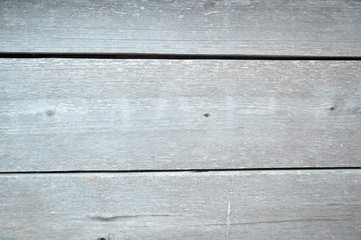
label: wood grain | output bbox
[0,170,360,240]
[1,0,361,56]
[1,59,360,171]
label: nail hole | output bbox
[329,106,336,111]
[98,238,106,240]
[46,110,56,117]
[203,113,210,117]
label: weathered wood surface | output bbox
[1,0,361,56]
[1,59,360,171]
[0,170,360,240]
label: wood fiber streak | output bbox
[1,0,361,55]
[0,59,360,171]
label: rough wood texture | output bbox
[0,170,360,240]
[1,0,361,56]
[1,59,360,171]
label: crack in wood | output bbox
[89,214,180,222]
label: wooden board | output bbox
[0,170,360,240]
[1,0,361,56]
[1,59,361,171]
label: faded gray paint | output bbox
[1,0,361,55]
[0,170,360,240]
[0,59,360,171]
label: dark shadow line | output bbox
[1,52,361,60]
[0,167,360,175]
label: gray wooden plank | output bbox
[0,170,360,239]
[1,0,361,56]
[1,59,361,171]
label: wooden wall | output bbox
[1,0,360,239]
